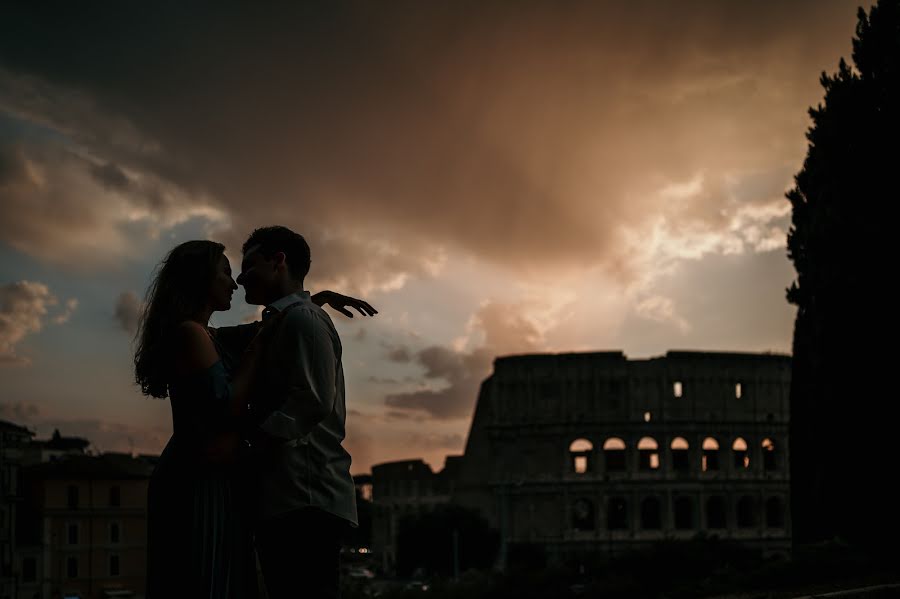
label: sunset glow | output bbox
[0,1,861,473]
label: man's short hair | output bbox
[242,226,311,281]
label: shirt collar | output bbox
[266,291,310,314]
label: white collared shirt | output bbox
[256,291,357,525]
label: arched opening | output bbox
[671,437,690,472]
[603,437,627,472]
[737,495,758,528]
[674,497,694,530]
[765,496,785,529]
[638,437,660,470]
[569,438,593,474]
[640,496,662,530]
[607,496,628,530]
[572,498,595,531]
[732,437,750,470]
[702,437,720,472]
[762,438,777,472]
[706,496,727,529]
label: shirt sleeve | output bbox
[213,322,261,357]
[259,307,337,442]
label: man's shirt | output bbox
[224,291,357,525]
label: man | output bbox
[233,225,362,598]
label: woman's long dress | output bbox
[146,335,257,598]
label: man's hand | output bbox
[311,290,378,318]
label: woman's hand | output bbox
[311,290,378,318]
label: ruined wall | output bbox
[454,350,792,567]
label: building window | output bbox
[673,381,683,398]
[109,554,120,577]
[637,437,660,470]
[671,437,690,472]
[765,497,785,528]
[762,438,777,471]
[735,383,742,399]
[737,496,758,528]
[607,497,628,530]
[66,557,78,579]
[701,437,720,472]
[640,497,662,530]
[67,485,79,509]
[732,437,750,470]
[603,437,627,472]
[109,486,121,507]
[110,522,121,544]
[706,496,727,529]
[22,557,37,583]
[67,523,78,545]
[569,438,593,474]
[674,497,694,530]
[572,499,595,531]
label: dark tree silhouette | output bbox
[787,0,899,555]
[395,505,500,578]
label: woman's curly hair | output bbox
[134,240,225,398]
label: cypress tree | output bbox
[787,0,899,555]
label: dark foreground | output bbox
[339,540,899,599]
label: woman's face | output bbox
[208,254,238,312]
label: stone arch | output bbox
[572,498,595,531]
[569,438,593,474]
[603,437,627,472]
[702,437,720,472]
[706,496,727,529]
[607,496,628,530]
[732,437,750,470]
[638,437,660,471]
[762,438,778,472]
[674,496,694,530]
[736,495,758,528]
[671,437,690,472]
[640,496,662,530]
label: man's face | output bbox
[236,245,277,306]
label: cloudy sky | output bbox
[0,1,861,473]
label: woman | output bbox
[135,240,373,598]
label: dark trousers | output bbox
[256,507,345,599]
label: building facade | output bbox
[373,350,792,571]
[17,454,152,599]
[1,421,35,599]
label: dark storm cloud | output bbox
[385,344,413,363]
[0,0,860,280]
[90,162,131,191]
[385,301,540,419]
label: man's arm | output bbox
[214,322,262,358]
[258,308,337,442]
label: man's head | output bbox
[237,226,311,306]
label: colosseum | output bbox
[372,350,791,571]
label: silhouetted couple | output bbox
[136,226,376,598]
